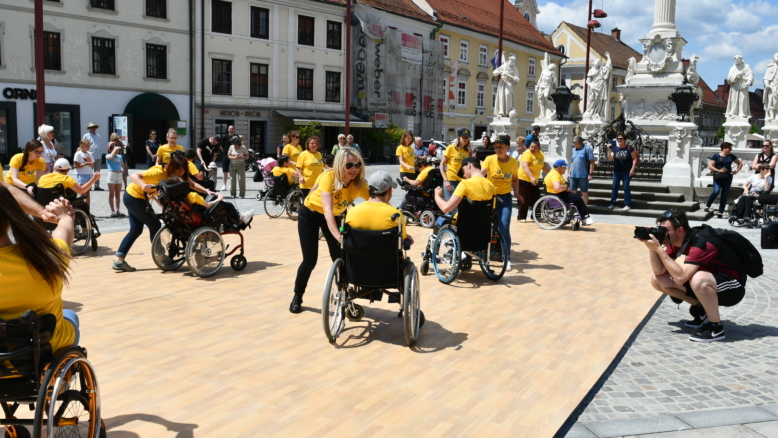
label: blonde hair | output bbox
[110,132,121,142]
[79,139,91,149]
[516,136,526,145]
[167,128,177,138]
[455,135,471,155]
[332,147,365,191]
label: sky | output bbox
[533,0,778,91]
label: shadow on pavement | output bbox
[104,413,198,437]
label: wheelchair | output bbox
[0,310,105,438]
[149,180,248,278]
[532,194,584,230]
[33,184,101,255]
[259,174,303,221]
[729,191,778,227]
[396,164,444,229]
[322,214,425,346]
[420,196,509,284]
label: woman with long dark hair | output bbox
[282,131,303,167]
[5,139,47,195]
[440,128,472,200]
[396,130,416,180]
[296,136,324,198]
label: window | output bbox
[612,76,618,91]
[297,68,314,100]
[212,0,232,34]
[212,59,232,95]
[457,81,467,106]
[491,83,497,111]
[526,87,535,115]
[524,12,531,22]
[326,21,342,50]
[525,128,533,137]
[478,45,488,67]
[90,0,114,10]
[298,16,315,46]
[476,83,485,108]
[251,7,269,39]
[92,37,115,75]
[43,32,61,71]
[528,58,536,77]
[146,0,166,19]
[250,63,268,97]
[440,36,449,58]
[611,105,616,121]
[558,45,565,55]
[146,44,167,79]
[459,40,468,62]
[326,71,341,102]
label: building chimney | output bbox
[611,28,621,40]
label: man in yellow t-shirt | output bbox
[38,158,100,197]
[483,135,522,270]
[346,171,410,242]
[434,157,496,213]
[544,159,595,225]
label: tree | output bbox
[716,118,726,141]
[281,121,322,145]
[362,123,405,161]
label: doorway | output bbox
[249,120,267,155]
[133,120,170,168]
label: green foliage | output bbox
[281,121,322,144]
[716,119,726,141]
[749,124,761,134]
[362,123,404,154]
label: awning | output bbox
[747,133,764,141]
[273,110,372,128]
[124,93,180,121]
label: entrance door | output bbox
[132,119,169,168]
[0,102,17,163]
[474,125,487,140]
[249,121,266,154]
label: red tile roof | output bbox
[563,22,641,70]
[426,0,562,55]
[321,0,437,25]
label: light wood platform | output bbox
[36,217,657,437]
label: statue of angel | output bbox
[537,53,557,119]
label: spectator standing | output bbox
[106,140,125,217]
[296,136,324,198]
[5,140,47,195]
[156,129,185,165]
[219,125,236,191]
[107,133,128,187]
[346,134,362,156]
[396,131,417,180]
[510,136,526,160]
[228,135,249,199]
[516,139,550,222]
[282,131,303,167]
[38,124,59,174]
[525,125,540,147]
[607,133,639,212]
[145,130,160,169]
[569,135,596,205]
[441,128,472,200]
[73,140,96,207]
[753,140,776,181]
[705,142,742,217]
[413,136,428,160]
[82,122,104,190]
[276,135,289,157]
[332,134,347,155]
[196,135,220,179]
[483,135,522,270]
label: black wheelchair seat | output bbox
[0,311,56,382]
[457,198,494,252]
[343,225,402,290]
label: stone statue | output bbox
[584,52,612,119]
[625,57,636,85]
[686,55,700,86]
[725,55,754,119]
[493,55,520,118]
[764,53,778,123]
[537,53,557,119]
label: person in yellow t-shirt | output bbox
[5,140,47,195]
[155,129,185,165]
[435,157,497,213]
[296,136,324,197]
[165,176,254,226]
[396,130,416,179]
[282,131,303,167]
[516,138,551,222]
[292,148,369,314]
[441,128,472,200]
[544,159,595,225]
[272,155,300,186]
[184,148,215,191]
[0,190,79,355]
[38,158,100,197]
[346,170,411,244]
[483,135,523,269]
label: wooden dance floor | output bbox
[47,216,657,437]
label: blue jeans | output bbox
[706,175,733,213]
[116,192,162,258]
[443,180,459,200]
[495,193,513,259]
[63,309,80,347]
[611,171,632,206]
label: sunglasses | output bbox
[661,210,681,228]
[764,145,772,148]
[617,137,626,140]
[345,162,363,170]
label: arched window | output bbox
[557,45,565,55]
[524,12,531,22]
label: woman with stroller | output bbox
[296,136,324,198]
[732,164,772,223]
[290,147,368,314]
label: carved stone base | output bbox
[539,121,576,164]
[763,123,778,145]
[723,118,751,149]
[489,116,519,138]
[661,121,697,187]
[579,118,605,142]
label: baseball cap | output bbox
[494,135,510,145]
[54,158,71,170]
[532,125,541,131]
[553,159,569,168]
[457,128,471,137]
[367,171,397,194]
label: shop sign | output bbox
[218,110,261,117]
[375,113,389,128]
[2,88,36,100]
[112,116,128,143]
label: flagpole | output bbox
[497,0,504,70]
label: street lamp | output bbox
[668,84,699,122]
[550,85,576,121]
[583,5,607,113]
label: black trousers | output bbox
[517,179,541,220]
[733,195,757,219]
[555,191,589,218]
[294,204,340,295]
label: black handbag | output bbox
[712,170,730,181]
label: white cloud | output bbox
[724,8,761,29]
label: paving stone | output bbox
[745,420,778,438]
[582,415,692,438]
[676,406,777,428]
[565,423,598,438]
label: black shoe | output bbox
[289,293,303,314]
[93,186,104,191]
[689,322,725,343]
[685,304,708,329]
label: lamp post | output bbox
[583,2,607,113]
[34,0,46,128]
[550,85,575,121]
[668,84,699,122]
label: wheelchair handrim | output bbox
[432,227,459,284]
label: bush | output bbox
[281,121,322,145]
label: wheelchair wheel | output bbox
[420,259,429,276]
[33,348,101,438]
[533,196,568,230]
[91,233,98,251]
[460,255,472,271]
[185,227,225,278]
[286,190,303,221]
[403,262,421,346]
[151,227,186,271]
[479,231,509,281]
[419,210,436,229]
[346,303,364,322]
[322,258,347,343]
[431,226,460,284]
[264,189,285,218]
[4,425,31,438]
[402,210,419,226]
[230,254,247,271]
[70,209,92,256]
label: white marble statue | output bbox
[625,57,636,85]
[584,52,613,119]
[764,53,778,123]
[726,55,754,119]
[686,55,700,86]
[537,53,557,119]
[493,55,520,118]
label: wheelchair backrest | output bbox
[457,197,495,252]
[343,225,401,289]
[34,183,69,207]
[0,311,56,380]
[421,167,444,192]
[158,180,191,204]
[272,173,292,198]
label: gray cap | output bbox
[367,171,397,194]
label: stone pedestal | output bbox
[579,116,605,142]
[489,116,519,139]
[723,118,751,149]
[539,121,576,164]
[763,123,778,144]
[661,121,697,187]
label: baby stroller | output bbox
[397,159,444,228]
[256,158,278,200]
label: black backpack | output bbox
[691,225,763,278]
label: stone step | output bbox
[587,197,701,212]
[587,180,671,194]
[586,189,685,202]
[588,205,714,221]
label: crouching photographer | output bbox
[639,209,747,343]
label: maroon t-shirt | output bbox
[666,232,743,279]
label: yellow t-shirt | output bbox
[0,238,74,354]
[187,161,200,177]
[452,175,497,203]
[5,153,46,185]
[37,173,77,190]
[346,201,407,239]
[186,192,207,207]
[126,166,167,199]
[517,150,546,182]
[416,166,433,184]
[544,168,567,194]
[483,155,519,195]
[296,151,324,189]
[272,166,296,184]
[444,145,469,182]
[156,144,184,164]
[304,170,369,216]
[282,144,303,164]
[396,144,415,173]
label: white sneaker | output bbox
[239,196,245,199]
[583,216,596,226]
[506,261,512,271]
[219,185,226,191]
[239,209,255,224]
[520,219,527,223]
[607,204,615,210]
[623,206,631,212]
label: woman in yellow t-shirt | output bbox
[5,139,47,195]
[282,130,303,167]
[155,129,185,165]
[296,136,324,197]
[396,130,416,179]
[272,154,300,185]
[483,135,523,269]
[516,138,551,222]
[440,128,472,200]
[0,188,79,354]
[291,148,369,314]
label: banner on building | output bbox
[401,33,423,65]
[353,2,386,39]
[375,113,389,128]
